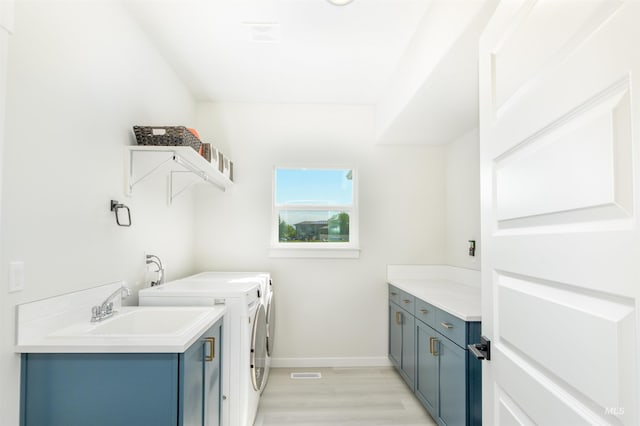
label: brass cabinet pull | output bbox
[204,337,215,362]
[395,311,403,325]
[419,309,429,315]
[402,299,411,304]
[430,337,439,356]
[440,322,453,330]
[390,292,398,296]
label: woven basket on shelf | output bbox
[133,126,202,152]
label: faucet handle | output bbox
[91,306,101,321]
[105,302,114,314]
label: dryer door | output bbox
[250,304,267,392]
[265,291,275,357]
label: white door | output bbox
[479,1,640,425]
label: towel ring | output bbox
[110,200,132,227]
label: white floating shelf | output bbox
[124,146,233,204]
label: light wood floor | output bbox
[254,367,437,426]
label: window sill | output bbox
[268,246,360,259]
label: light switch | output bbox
[9,261,24,293]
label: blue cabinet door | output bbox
[401,310,415,390]
[203,322,222,426]
[181,337,205,426]
[438,337,466,426]
[180,321,223,426]
[389,303,402,368]
[389,301,415,389]
[415,320,438,419]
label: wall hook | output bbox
[110,200,132,227]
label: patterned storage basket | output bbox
[133,126,202,152]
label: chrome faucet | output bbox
[91,285,131,322]
[146,254,164,286]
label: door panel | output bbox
[495,82,632,223]
[438,338,466,426]
[182,340,204,426]
[204,324,221,426]
[496,389,535,426]
[493,0,622,111]
[480,1,640,425]
[416,320,439,416]
[402,311,416,388]
[498,272,634,410]
[389,304,402,367]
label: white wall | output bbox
[0,1,12,422]
[444,127,480,270]
[0,1,198,424]
[194,102,446,365]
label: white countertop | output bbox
[16,306,226,354]
[388,278,481,321]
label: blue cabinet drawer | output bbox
[415,299,436,328]
[435,309,466,348]
[389,285,401,305]
[398,290,415,315]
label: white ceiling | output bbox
[125,0,495,144]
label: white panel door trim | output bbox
[480,1,640,425]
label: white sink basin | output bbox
[17,306,226,353]
[15,283,227,354]
[88,309,209,336]
[49,307,212,337]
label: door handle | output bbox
[204,337,215,362]
[468,336,491,361]
[395,311,402,325]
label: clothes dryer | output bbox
[139,279,266,426]
[178,272,275,389]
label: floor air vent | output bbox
[290,372,322,379]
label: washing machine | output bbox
[138,278,267,426]
[177,272,274,389]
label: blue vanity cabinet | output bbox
[20,318,223,426]
[388,283,481,426]
[388,285,416,390]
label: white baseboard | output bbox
[270,357,392,368]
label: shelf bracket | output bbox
[168,171,201,205]
[125,149,174,196]
[124,147,231,203]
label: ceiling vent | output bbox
[244,23,281,43]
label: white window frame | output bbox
[269,165,360,259]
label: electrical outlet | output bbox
[9,261,25,293]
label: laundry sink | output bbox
[17,306,226,353]
[87,309,208,336]
[48,307,214,338]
